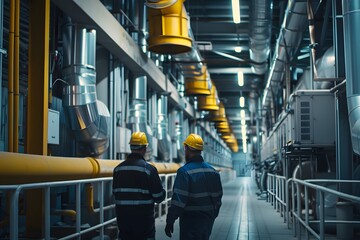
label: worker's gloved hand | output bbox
[165,222,173,237]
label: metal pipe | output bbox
[62,23,110,157]
[262,0,308,109]
[343,0,360,155]
[157,94,172,161]
[7,0,15,152]
[249,0,271,74]
[13,0,20,152]
[0,151,180,185]
[0,0,3,140]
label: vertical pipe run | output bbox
[343,0,360,155]
[7,0,15,152]
[13,0,20,152]
[0,0,3,145]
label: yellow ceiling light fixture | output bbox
[237,71,244,86]
[232,0,241,24]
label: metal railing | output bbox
[267,173,287,222]
[0,174,176,239]
[267,174,360,240]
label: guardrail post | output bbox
[319,191,324,240]
[336,201,354,240]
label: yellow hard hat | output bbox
[183,133,204,151]
[129,132,148,146]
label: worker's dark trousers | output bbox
[179,213,215,240]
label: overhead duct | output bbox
[184,66,212,96]
[62,23,110,157]
[208,101,227,122]
[146,0,192,54]
[173,109,185,163]
[173,26,204,77]
[197,83,220,111]
[249,0,271,75]
[157,94,172,161]
[343,1,360,155]
[262,0,308,109]
[128,75,154,160]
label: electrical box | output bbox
[48,109,60,145]
[286,90,335,146]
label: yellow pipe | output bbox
[51,209,77,221]
[13,0,20,152]
[7,0,15,152]
[0,152,180,185]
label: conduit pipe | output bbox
[7,0,15,152]
[13,0,19,152]
[0,151,180,185]
[262,0,308,109]
[343,1,360,155]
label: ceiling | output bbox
[179,0,332,149]
[181,0,282,146]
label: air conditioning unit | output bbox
[286,90,335,146]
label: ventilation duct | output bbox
[197,83,220,111]
[128,75,154,160]
[157,94,172,161]
[185,66,212,96]
[208,101,227,122]
[262,0,308,108]
[173,27,203,77]
[343,1,360,155]
[62,23,110,157]
[146,0,192,54]
[173,109,185,162]
[249,0,271,75]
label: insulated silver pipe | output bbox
[157,94,172,161]
[249,0,271,75]
[262,0,308,108]
[128,75,154,160]
[343,1,360,155]
[62,23,110,157]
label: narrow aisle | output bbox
[156,177,295,240]
[210,177,294,240]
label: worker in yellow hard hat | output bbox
[165,133,223,240]
[113,131,165,240]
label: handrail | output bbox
[291,178,360,240]
[0,174,177,239]
[267,175,360,240]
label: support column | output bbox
[26,0,50,237]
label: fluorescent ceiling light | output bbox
[240,109,245,119]
[237,71,244,86]
[239,96,245,107]
[232,0,241,24]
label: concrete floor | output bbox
[155,177,296,240]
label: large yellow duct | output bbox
[185,66,211,96]
[208,102,226,122]
[147,0,192,54]
[0,152,180,185]
[197,83,219,111]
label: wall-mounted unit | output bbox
[286,90,335,147]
